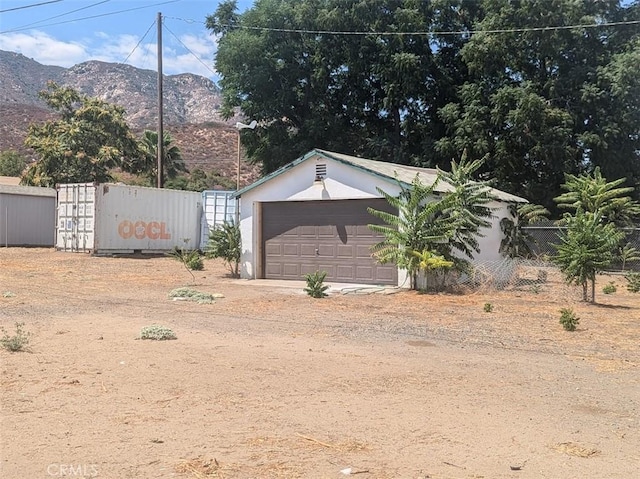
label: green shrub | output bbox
[625,272,640,293]
[1,322,31,352]
[205,221,241,278]
[559,308,580,332]
[304,270,329,298]
[140,325,177,340]
[166,244,203,281]
[483,302,493,313]
[168,287,221,304]
[602,281,617,294]
[186,253,204,271]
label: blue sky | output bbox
[0,0,254,80]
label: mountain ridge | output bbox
[0,50,260,186]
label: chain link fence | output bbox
[421,258,580,299]
[454,258,581,299]
[522,222,640,272]
[416,222,638,294]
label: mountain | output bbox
[0,50,260,186]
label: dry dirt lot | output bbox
[1,248,639,479]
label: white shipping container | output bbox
[56,183,202,253]
[200,190,237,248]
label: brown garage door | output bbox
[262,199,398,285]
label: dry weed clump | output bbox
[551,442,600,458]
[175,457,225,478]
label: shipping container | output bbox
[200,190,237,248]
[0,184,57,247]
[56,183,202,254]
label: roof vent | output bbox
[315,163,327,182]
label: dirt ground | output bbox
[1,248,638,479]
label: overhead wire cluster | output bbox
[172,15,640,36]
[0,0,179,34]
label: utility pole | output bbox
[156,11,164,188]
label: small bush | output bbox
[304,270,329,298]
[186,253,204,271]
[140,325,177,340]
[169,287,221,304]
[167,247,202,271]
[205,221,241,278]
[625,272,640,293]
[1,322,31,352]
[559,308,580,332]
[483,302,493,313]
[602,281,617,294]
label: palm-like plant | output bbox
[205,221,241,278]
[499,203,550,258]
[554,167,640,227]
[437,154,496,259]
[136,130,188,185]
[619,243,640,272]
[553,210,624,302]
[368,176,461,290]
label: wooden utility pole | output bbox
[157,11,164,188]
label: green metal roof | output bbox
[234,148,527,203]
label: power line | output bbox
[6,0,111,32]
[0,0,62,14]
[182,17,640,37]
[120,19,156,67]
[162,21,217,78]
[0,0,179,34]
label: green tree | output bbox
[554,167,640,227]
[553,211,624,303]
[136,130,188,186]
[0,150,27,177]
[367,176,460,290]
[581,38,640,190]
[207,0,639,209]
[368,153,502,289]
[23,82,140,187]
[207,0,477,173]
[435,0,639,210]
[437,154,495,261]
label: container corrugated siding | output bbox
[0,185,56,246]
[200,190,237,247]
[57,183,202,253]
[56,183,96,251]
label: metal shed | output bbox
[0,184,57,247]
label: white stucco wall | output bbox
[475,200,511,263]
[238,153,515,286]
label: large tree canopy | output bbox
[208,0,639,210]
[23,82,141,187]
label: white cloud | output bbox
[178,34,216,57]
[0,31,88,67]
[0,29,219,79]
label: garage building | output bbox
[234,149,526,287]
